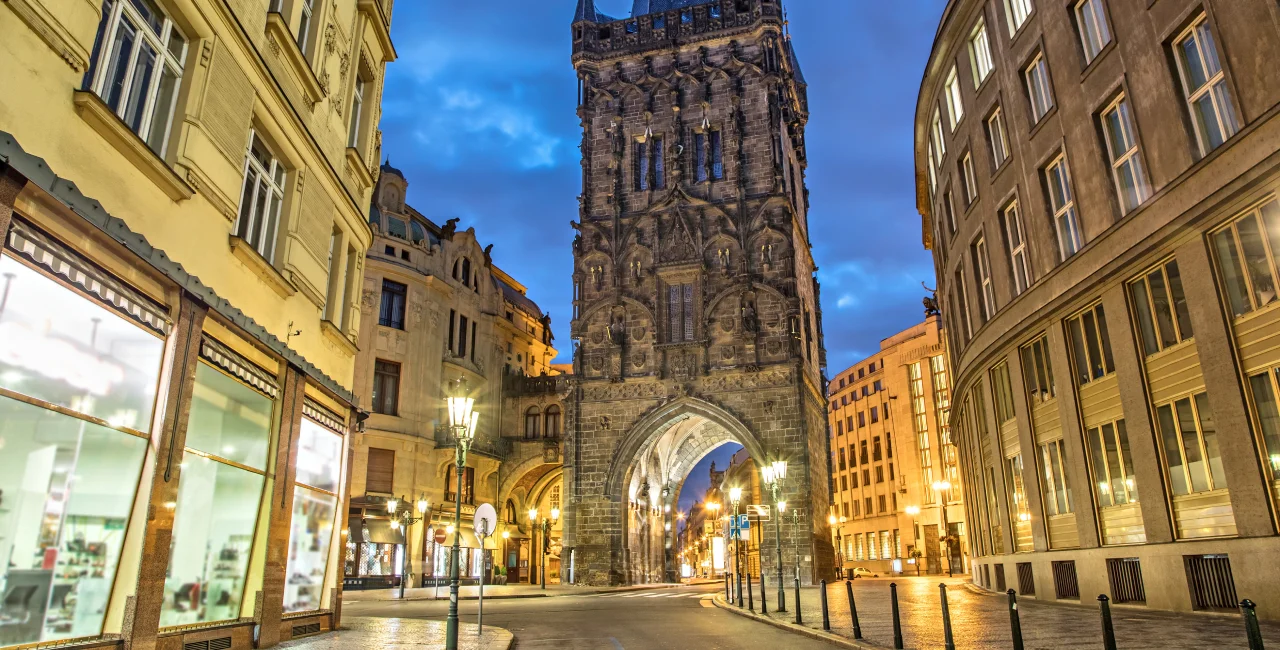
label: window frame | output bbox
[969,17,995,86]
[961,151,978,207]
[944,65,965,130]
[1099,94,1149,215]
[372,359,401,416]
[1024,52,1055,123]
[348,75,367,149]
[1074,0,1111,64]
[1001,200,1032,295]
[1172,15,1240,156]
[1066,302,1116,385]
[1210,197,1280,319]
[1045,154,1083,260]
[1004,0,1034,37]
[1128,258,1194,356]
[973,235,997,322]
[234,129,288,263]
[1038,438,1073,516]
[1155,392,1227,496]
[378,279,407,330]
[1020,334,1055,406]
[987,106,1009,169]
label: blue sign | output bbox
[739,514,751,531]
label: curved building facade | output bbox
[915,0,1280,617]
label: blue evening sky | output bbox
[381,1,949,377]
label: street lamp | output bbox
[387,493,430,599]
[444,380,478,650]
[728,487,743,607]
[904,505,921,576]
[761,458,788,612]
[529,506,559,590]
[932,480,953,577]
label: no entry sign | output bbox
[433,527,447,544]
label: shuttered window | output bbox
[366,448,395,494]
[667,283,694,342]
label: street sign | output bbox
[433,527,447,544]
[746,504,769,517]
[474,503,497,540]
[738,514,751,531]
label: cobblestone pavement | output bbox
[730,575,1280,649]
[278,617,512,649]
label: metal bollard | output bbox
[891,582,904,650]
[1007,590,1024,650]
[761,572,768,615]
[748,573,755,612]
[795,576,803,624]
[1099,594,1116,650]
[845,580,862,639]
[737,570,744,608]
[1242,599,1265,650]
[821,580,831,631]
[726,573,731,601]
[940,584,956,650]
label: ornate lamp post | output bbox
[387,493,430,599]
[444,381,478,650]
[728,487,743,607]
[932,480,953,577]
[761,459,788,611]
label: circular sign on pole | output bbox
[433,527,447,545]
[474,503,498,541]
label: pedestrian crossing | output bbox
[595,591,712,599]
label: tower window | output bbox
[667,283,695,342]
[710,130,724,180]
[695,133,708,183]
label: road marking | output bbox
[609,637,624,649]
[621,593,648,598]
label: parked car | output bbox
[851,567,879,578]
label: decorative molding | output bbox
[72,91,195,202]
[3,0,90,72]
[229,235,296,299]
[321,319,358,355]
[183,163,237,221]
[265,12,325,105]
[344,146,373,191]
[356,0,396,63]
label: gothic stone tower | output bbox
[564,0,833,586]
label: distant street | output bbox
[344,582,835,649]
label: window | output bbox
[991,361,1016,425]
[1038,439,1073,516]
[1246,368,1280,483]
[667,282,695,342]
[836,420,844,436]
[372,360,401,416]
[944,190,958,235]
[987,107,1009,168]
[525,407,541,439]
[1045,155,1083,260]
[379,279,407,329]
[1001,201,1032,294]
[1211,198,1280,319]
[970,19,995,85]
[445,466,476,505]
[841,475,848,491]
[846,416,854,435]
[961,151,978,206]
[1025,52,1054,123]
[545,404,562,438]
[973,236,996,322]
[1075,0,1111,63]
[297,0,316,52]
[1087,420,1137,506]
[931,109,947,162]
[839,448,847,471]
[1130,259,1193,356]
[871,406,880,424]
[851,472,859,489]
[1005,454,1031,534]
[348,76,367,148]
[944,66,964,129]
[858,412,866,428]
[878,495,887,513]
[955,268,974,342]
[506,500,518,524]
[285,419,343,612]
[695,132,708,182]
[1173,16,1240,155]
[84,0,188,156]
[873,437,883,460]
[365,447,395,494]
[1004,0,1033,36]
[1020,334,1056,405]
[1067,303,1116,384]
[235,131,287,262]
[860,441,869,464]
[710,130,724,180]
[1156,393,1226,495]
[1100,96,1149,214]
[927,144,939,195]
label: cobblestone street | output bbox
[730,575,1280,649]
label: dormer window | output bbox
[385,216,407,240]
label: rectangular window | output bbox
[973,236,996,322]
[1101,96,1149,214]
[634,139,650,190]
[458,315,469,358]
[1039,439,1073,515]
[445,466,476,505]
[348,76,366,148]
[961,151,978,206]
[1173,16,1240,155]
[710,130,724,180]
[873,436,883,460]
[876,466,885,484]
[991,361,1016,424]
[285,419,343,612]
[667,283,695,342]
[1067,303,1116,384]
[379,279,407,329]
[1211,198,1280,319]
[839,448,847,470]
[297,0,316,53]
[1045,155,1083,260]
[1130,259,1194,356]
[1025,52,1054,123]
[372,360,401,416]
[851,472,859,488]
[1245,368,1280,482]
[1087,419,1137,506]
[987,107,1009,168]
[841,475,848,491]
[945,66,964,129]
[955,268,974,342]
[944,190,958,235]
[653,136,665,189]
[871,407,880,424]
[1002,200,1032,294]
[1155,393,1226,495]
[1004,0,1034,36]
[970,18,995,85]
[85,0,188,156]
[931,109,947,161]
[1005,453,1032,532]
[235,131,287,262]
[858,412,866,428]
[860,441,869,464]
[1074,0,1111,63]
[366,447,396,494]
[695,132,708,182]
[878,495,888,513]
[1020,334,1056,405]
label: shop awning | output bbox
[363,519,404,545]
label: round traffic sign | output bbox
[433,527,447,544]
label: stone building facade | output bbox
[345,166,559,589]
[563,0,833,586]
[0,0,395,647]
[827,317,967,578]
[917,0,1280,617]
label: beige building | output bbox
[0,0,395,647]
[345,166,560,590]
[827,317,966,578]
[918,0,1280,618]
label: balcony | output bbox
[434,424,510,460]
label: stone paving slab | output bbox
[720,575,1280,649]
[278,617,513,650]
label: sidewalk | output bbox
[278,617,512,649]
[716,575,1280,649]
[343,580,689,602]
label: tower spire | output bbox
[573,0,601,23]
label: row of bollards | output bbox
[798,580,1269,650]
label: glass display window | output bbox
[283,418,343,613]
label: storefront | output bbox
[343,501,407,590]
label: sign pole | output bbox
[477,520,488,636]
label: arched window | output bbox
[525,407,541,439]
[505,500,517,524]
[544,405,562,439]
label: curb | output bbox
[710,594,890,649]
[345,582,683,603]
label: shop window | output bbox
[1129,259,1193,356]
[1066,303,1116,384]
[234,131,287,263]
[161,362,272,627]
[1155,393,1226,496]
[284,418,344,612]
[1020,334,1055,405]
[1087,419,1138,507]
[372,360,400,416]
[84,0,188,156]
[1210,198,1280,319]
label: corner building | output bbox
[916,0,1280,617]
[0,0,395,647]
[565,0,834,586]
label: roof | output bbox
[498,278,545,319]
[379,159,404,178]
[785,39,806,85]
[632,0,718,16]
[573,0,617,23]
